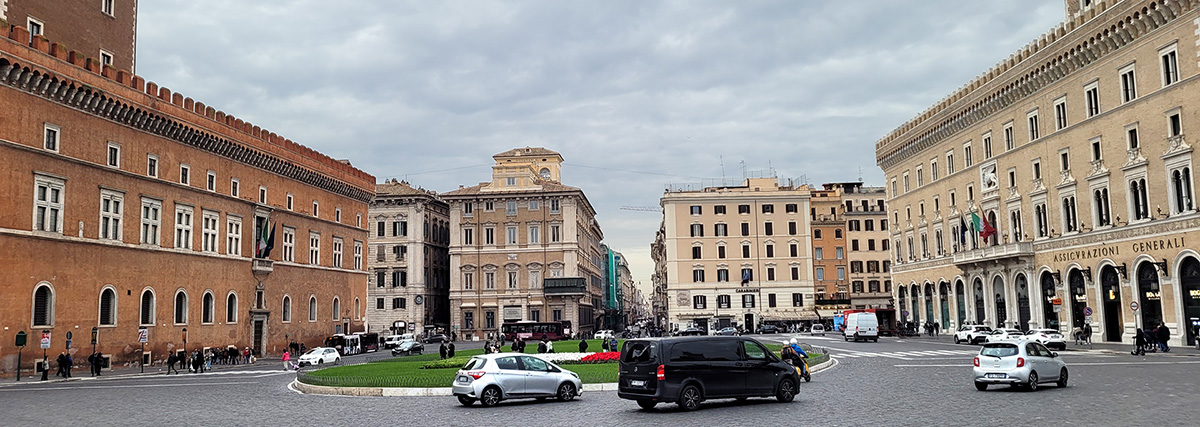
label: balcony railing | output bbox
[953,242,1034,265]
[252,258,273,275]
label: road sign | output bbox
[137,328,148,343]
[66,331,73,340]
[40,332,51,349]
[1131,301,1140,312]
[15,331,27,347]
[1084,307,1093,316]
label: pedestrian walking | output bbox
[87,352,97,377]
[447,341,456,358]
[282,350,291,371]
[601,338,609,352]
[166,352,180,375]
[578,338,588,353]
[609,337,618,352]
[1082,323,1093,345]
[55,352,68,378]
[439,342,448,359]
[933,321,940,336]
[1133,328,1147,356]
[1157,323,1171,352]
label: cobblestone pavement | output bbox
[2,335,1198,426]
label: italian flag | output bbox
[971,212,997,243]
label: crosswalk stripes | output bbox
[831,349,977,360]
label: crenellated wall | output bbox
[876,0,1200,169]
[0,24,375,202]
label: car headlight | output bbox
[570,372,579,379]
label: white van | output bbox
[843,313,879,342]
[384,333,416,349]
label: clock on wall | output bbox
[539,168,552,180]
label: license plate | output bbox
[630,380,646,387]
[986,373,1006,379]
[457,376,469,382]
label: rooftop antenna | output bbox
[740,160,746,178]
[720,155,726,181]
[858,167,863,182]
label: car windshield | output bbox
[462,357,486,370]
[622,341,656,364]
[979,344,1019,357]
[302,349,322,356]
[975,327,993,332]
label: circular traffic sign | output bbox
[1084,307,1093,316]
[1131,301,1140,312]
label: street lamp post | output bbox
[41,329,49,381]
[182,328,188,366]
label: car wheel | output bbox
[637,399,657,410]
[678,384,702,411]
[776,379,796,403]
[872,338,878,343]
[1057,368,1068,388]
[557,382,577,402]
[317,359,323,365]
[974,382,988,391]
[479,386,502,407]
[457,396,476,406]
[1027,372,1039,391]
[954,337,961,344]
[335,357,341,365]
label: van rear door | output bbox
[619,340,659,394]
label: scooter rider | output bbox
[781,338,810,376]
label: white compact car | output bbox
[954,325,993,344]
[984,329,1026,343]
[595,330,616,341]
[1024,329,1067,350]
[810,324,826,336]
[452,353,583,407]
[973,341,1068,391]
[297,347,341,367]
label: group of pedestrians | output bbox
[1133,323,1172,355]
[922,321,941,336]
[438,341,457,359]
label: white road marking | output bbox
[893,360,1200,367]
[0,381,259,392]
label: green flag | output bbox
[970,212,982,233]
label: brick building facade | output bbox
[2,0,138,72]
[367,179,450,337]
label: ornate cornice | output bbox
[1033,214,1200,251]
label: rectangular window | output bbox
[506,226,517,245]
[226,216,242,256]
[463,312,474,329]
[714,223,728,236]
[463,202,474,217]
[463,228,474,245]
[99,50,113,67]
[463,272,473,290]
[1169,112,1182,136]
[174,205,193,249]
[717,268,729,282]
[1054,97,1067,130]
[788,221,797,235]
[312,201,319,218]
[332,238,344,268]
[485,227,495,245]
[147,155,158,177]
[1028,109,1040,140]
[180,164,190,185]
[762,204,774,214]
[815,247,823,260]
[230,178,240,197]
[335,208,341,223]
[139,198,161,245]
[785,204,797,213]
[792,293,804,307]
[693,296,707,309]
[765,244,774,258]
[508,271,518,289]
[790,243,798,257]
[791,267,799,281]
[931,160,939,180]
[551,225,561,242]
[837,266,846,280]
[550,199,560,213]
[692,246,702,259]
[740,223,750,236]
[764,222,773,236]
[815,267,824,281]
[528,200,539,211]
[259,186,267,204]
[1120,64,1137,103]
[982,135,992,158]
[99,190,123,241]
[506,201,517,215]
[692,269,705,283]
[529,270,541,289]
[766,267,775,281]
[43,123,59,152]
[282,227,295,262]
[917,167,924,186]
[690,205,702,215]
[742,244,751,258]
[1127,125,1140,149]
[485,272,495,289]
[309,232,321,265]
[742,294,755,308]
[1091,139,1102,161]
[690,224,704,237]
[738,204,750,214]
[1060,150,1071,171]
[717,245,726,259]
[1085,82,1100,118]
[947,151,955,174]
[1161,44,1179,86]
[201,210,219,253]
[714,205,727,215]
[529,224,540,244]
[106,142,121,168]
[353,241,363,269]
[206,171,216,192]
[836,247,844,259]
[102,0,114,15]
[1004,122,1015,151]
[376,298,385,310]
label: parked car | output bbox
[452,353,582,407]
[759,325,780,334]
[984,329,1026,343]
[954,325,994,344]
[384,333,415,349]
[716,327,739,336]
[843,312,879,342]
[425,333,450,344]
[809,324,826,336]
[595,330,616,341]
[973,341,1068,391]
[678,327,705,336]
[1025,329,1067,350]
[617,336,800,411]
[391,339,425,356]
[297,347,340,367]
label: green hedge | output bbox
[421,356,471,369]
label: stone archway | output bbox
[1069,268,1087,328]
[1136,261,1164,330]
[910,284,921,326]
[924,282,935,326]
[1100,265,1123,342]
[993,275,1007,328]
[955,280,966,326]
[1015,273,1031,331]
[1181,257,1200,346]
[898,286,908,321]
[1040,271,1059,330]
[973,278,986,324]
[939,281,951,330]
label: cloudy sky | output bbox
[136,1,1063,286]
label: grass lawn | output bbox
[301,338,824,388]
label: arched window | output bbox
[174,290,188,324]
[308,296,317,322]
[202,292,214,324]
[33,283,55,327]
[140,289,155,326]
[226,293,238,323]
[282,296,292,322]
[99,287,116,326]
[354,298,360,320]
[332,297,341,320]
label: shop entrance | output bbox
[1040,272,1059,330]
[993,276,1007,328]
[1016,274,1031,331]
[973,279,985,324]
[955,280,966,326]
[1069,269,1087,328]
[1180,257,1200,346]
[1137,262,1164,330]
[910,285,921,326]
[898,286,908,321]
[1101,265,1123,342]
[924,283,935,326]
[939,281,950,329]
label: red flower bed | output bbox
[580,352,619,363]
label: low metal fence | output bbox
[296,372,450,388]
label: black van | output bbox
[617,336,799,411]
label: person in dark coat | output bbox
[1133,328,1147,355]
[1158,323,1171,352]
[55,352,68,378]
[578,338,588,353]
[447,341,456,358]
[166,352,179,375]
[87,352,97,377]
[537,339,547,354]
[439,342,448,359]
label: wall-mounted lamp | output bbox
[1115,263,1128,280]
[1081,266,1092,279]
[1153,258,1170,277]
[1051,270,1062,284]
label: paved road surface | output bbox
[2,335,1197,426]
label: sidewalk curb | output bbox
[291,358,839,398]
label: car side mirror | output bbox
[1050,352,1059,358]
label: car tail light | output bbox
[656,364,665,381]
[467,371,486,380]
[1016,357,1025,368]
[973,357,979,367]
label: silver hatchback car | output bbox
[973,341,1069,391]
[452,353,583,407]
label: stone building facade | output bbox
[660,177,818,332]
[443,148,604,341]
[877,0,1200,346]
[367,179,450,337]
[836,183,894,309]
[0,24,371,374]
